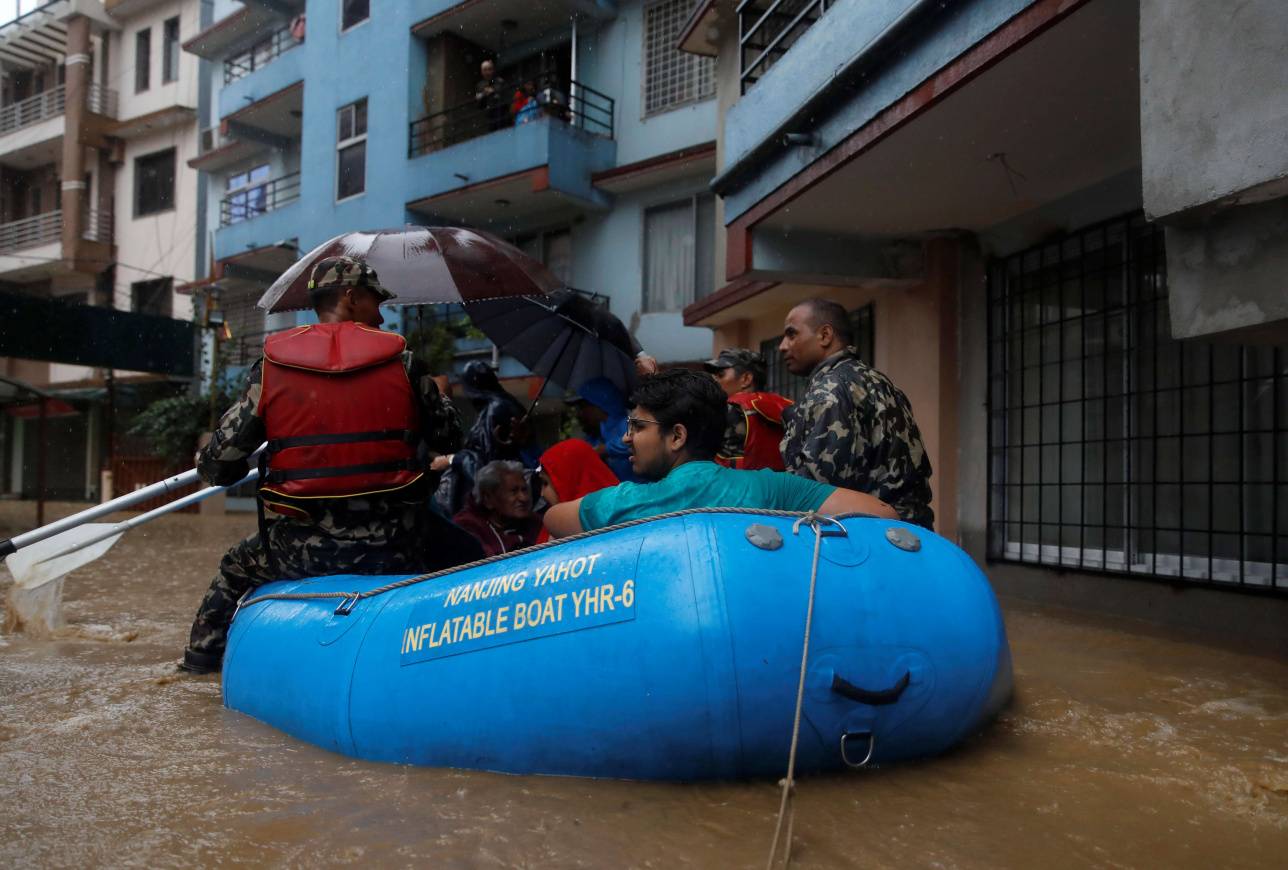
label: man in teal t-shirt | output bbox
[544,370,896,537]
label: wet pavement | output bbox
[1,503,1286,868]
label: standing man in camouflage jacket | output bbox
[179,256,483,674]
[778,298,934,529]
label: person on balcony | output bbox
[475,59,508,132]
[512,79,541,126]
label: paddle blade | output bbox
[4,524,124,590]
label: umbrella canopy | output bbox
[465,289,643,398]
[257,227,563,313]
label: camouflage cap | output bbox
[306,255,395,301]
[703,347,766,378]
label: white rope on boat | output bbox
[766,512,828,870]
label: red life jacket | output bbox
[724,391,792,471]
[257,322,422,516]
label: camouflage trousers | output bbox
[182,502,483,671]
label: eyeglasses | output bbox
[626,416,664,435]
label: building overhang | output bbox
[182,4,282,60]
[675,0,731,57]
[411,0,617,52]
[0,0,117,71]
[592,142,715,194]
[187,136,267,172]
[109,105,196,140]
[105,0,178,18]
[407,167,597,237]
[214,241,299,292]
[721,0,1140,282]
[221,80,302,139]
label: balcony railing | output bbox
[0,210,60,251]
[219,172,301,226]
[0,207,114,253]
[738,0,830,93]
[224,27,299,84]
[0,82,119,137]
[408,75,614,158]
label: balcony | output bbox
[0,207,114,281]
[0,211,61,251]
[0,82,118,136]
[738,0,829,93]
[405,77,617,233]
[219,172,301,227]
[409,76,613,158]
[223,26,299,85]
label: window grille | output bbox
[162,16,180,84]
[987,213,1287,593]
[643,0,715,116]
[760,303,874,402]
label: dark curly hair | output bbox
[628,369,727,461]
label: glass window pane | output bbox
[337,141,365,199]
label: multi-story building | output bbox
[185,0,722,397]
[681,0,1288,647]
[0,0,207,501]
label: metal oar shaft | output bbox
[37,469,261,565]
[0,444,265,557]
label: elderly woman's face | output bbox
[484,471,532,521]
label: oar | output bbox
[0,444,266,559]
[4,468,260,591]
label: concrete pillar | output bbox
[60,14,91,256]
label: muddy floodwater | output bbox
[2,504,1286,868]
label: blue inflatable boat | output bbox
[223,510,1012,780]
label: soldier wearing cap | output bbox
[178,255,483,674]
[703,348,793,472]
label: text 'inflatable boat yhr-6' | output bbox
[223,510,1012,780]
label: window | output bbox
[135,28,150,93]
[131,278,172,317]
[134,148,176,216]
[760,304,875,403]
[987,213,1288,592]
[516,229,573,286]
[643,0,715,116]
[341,0,369,31]
[336,98,367,200]
[162,17,180,84]
[642,194,715,312]
[224,164,271,224]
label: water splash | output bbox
[3,574,66,637]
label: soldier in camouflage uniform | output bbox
[778,299,934,529]
[180,256,483,674]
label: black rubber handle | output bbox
[0,538,14,558]
[831,670,910,706]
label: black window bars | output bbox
[987,212,1287,594]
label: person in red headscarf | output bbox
[535,439,619,543]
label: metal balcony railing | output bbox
[224,27,299,84]
[219,172,301,226]
[82,207,112,244]
[0,210,60,251]
[738,0,830,93]
[86,82,119,118]
[0,82,119,136]
[409,75,614,158]
[0,208,114,253]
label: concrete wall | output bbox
[1140,0,1288,220]
[572,170,718,363]
[110,0,203,321]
